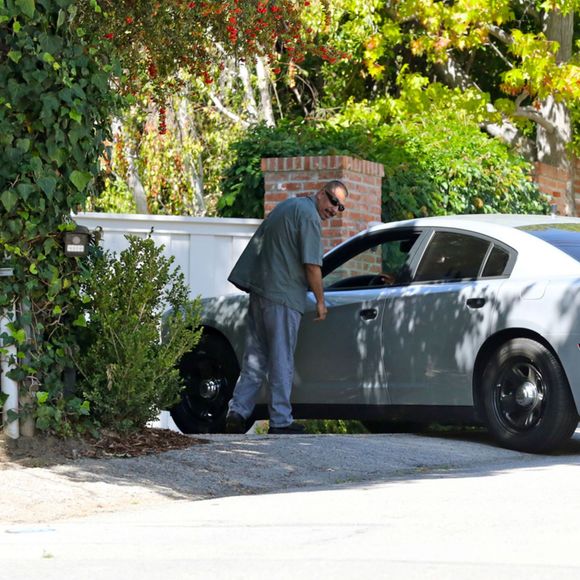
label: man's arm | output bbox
[305,263,327,321]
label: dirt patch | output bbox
[0,428,207,468]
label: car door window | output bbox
[325,234,419,290]
[414,231,491,282]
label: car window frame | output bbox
[409,227,517,285]
[322,228,429,292]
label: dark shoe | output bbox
[268,422,306,435]
[226,411,246,434]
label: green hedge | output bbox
[375,116,548,220]
[217,116,548,220]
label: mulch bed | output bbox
[0,428,208,467]
[84,428,208,458]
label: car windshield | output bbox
[518,223,580,262]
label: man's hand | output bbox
[305,263,326,321]
[315,300,327,321]
[379,273,395,285]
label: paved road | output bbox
[3,430,580,579]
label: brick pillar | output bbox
[534,161,577,216]
[262,155,384,251]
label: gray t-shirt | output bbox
[228,196,322,313]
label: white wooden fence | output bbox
[75,212,262,299]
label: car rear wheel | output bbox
[170,334,242,434]
[481,338,578,453]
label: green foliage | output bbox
[74,235,202,432]
[217,110,549,220]
[91,89,246,216]
[315,0,580,107]
[218,120,373,218]
[373,115,549,220]
[254,419,368,434]
[89,175,136,213]
[332,84,548,219]
[299,0,396,111]
[293,0,579,165]
[303,420,368,434]
[34,391,95,438]
[138,123,200,215]
[75,0,316,97]
[0,0,119,435]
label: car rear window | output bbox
[518,224,580,262]
[482,245,510,277]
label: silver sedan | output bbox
[170,214,580,453]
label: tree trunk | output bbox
[112,118,149,214]
[537,10,575,214]
[126,145,149,214]
[255,56,275,127]
[238,60,259,121]
[485,119,536,160]
[176,97,206,215]
[536,94,573,171]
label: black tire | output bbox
[481,338,578,453]
[170,334,242,434]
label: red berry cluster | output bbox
[227,16,238,43]
[92,0,341,97]
[158,107,167,135]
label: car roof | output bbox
[366,213,580,234]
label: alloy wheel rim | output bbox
[182,355,230,424]
[493,359,546,432]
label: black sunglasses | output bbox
[324,189,345,212]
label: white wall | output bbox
[75,212,262,299]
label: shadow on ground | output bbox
[26,428,580,503]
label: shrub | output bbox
[74,235,202,432]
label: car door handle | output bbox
[466,298,486,309]
[360,308,378,320]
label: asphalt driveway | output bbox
[3,429,580,579]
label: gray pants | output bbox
[228,294,302,428]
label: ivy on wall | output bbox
[0,0,118,435]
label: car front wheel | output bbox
[481,338,578,453]
[170,334,241,434]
